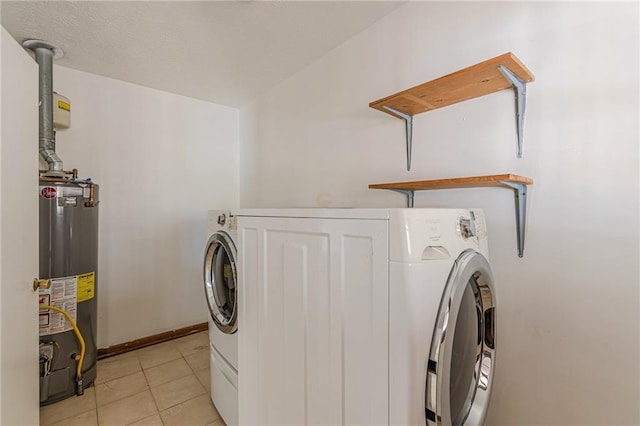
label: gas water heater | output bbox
[38,181,99,404]
[24,40,100,405]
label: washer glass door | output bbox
[425,250,496,426]
[203,232,238,334]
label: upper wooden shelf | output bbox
[369,52,534,117]
[369,53,535,170]
[369,174,533,191]
[369,173,533,257]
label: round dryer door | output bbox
[203,232,238,334]
[425,250,496,426]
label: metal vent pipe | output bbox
[23,40,65,177]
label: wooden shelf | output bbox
[369,174,533,191]
[369,174,534,257]
[369,52,535,170]
[370,53,534,116]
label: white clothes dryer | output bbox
[204,210,238,425]
[388,208,495,426]
[237,208,496,426]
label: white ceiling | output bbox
[1,1,403,108]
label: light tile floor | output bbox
[40,331,224,426]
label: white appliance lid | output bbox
[236,208,391,220]
[235,207,479,220]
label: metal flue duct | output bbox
[23,40,65,177]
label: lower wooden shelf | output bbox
[369,174,533,257]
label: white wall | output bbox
[53,67,239,348]
[240,2,639,424]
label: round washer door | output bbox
[425,250,496,426]
[203,231,238,334]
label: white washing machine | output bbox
[203,210,238,425]
[237,208,496,425]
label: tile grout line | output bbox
[39,387,96,426]
[95,357,154,426]
[141,345,207,418]
[180,346,221,425]
[94,355,142,386]
[139,360,164,425]
[161,350,207,412]
[182,347,212,394]
[94,382,101,426]
[41,406,95,425]
[94,360,145,412]
[98,388,150,426]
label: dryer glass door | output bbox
[425,250,496,426]
[204,232,238,334]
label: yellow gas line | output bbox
[39,305,86,394]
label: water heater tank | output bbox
[38,181,99,405]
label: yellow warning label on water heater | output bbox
[77,272,95,302]
[57,100,71,112]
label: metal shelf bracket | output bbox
[390,189,415,208]
[382,105,414,171]
[497,64,528,158]
[500,181,528,258]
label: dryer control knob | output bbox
[459,217,476,239]
[218,214,227,226]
